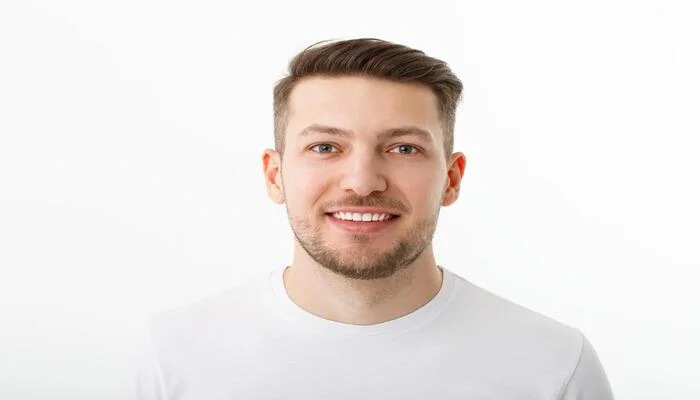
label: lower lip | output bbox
[326,214,399,234]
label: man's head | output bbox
[263,38,466,280]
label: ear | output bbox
[441,152,467,207]
[262,149,285,204]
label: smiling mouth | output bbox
[324,212,399,234]
[326,212,399,222]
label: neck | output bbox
[283,244,444,325]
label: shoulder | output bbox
[444,271,588,368]
[440,270,613,398]
[147,269,274,350]
[450,272,582,339]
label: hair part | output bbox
[273,38,463,160]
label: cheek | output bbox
[282,168,328,210]
[396,171,444,208]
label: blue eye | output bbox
[311,143,337,153]
[390,145,418,154]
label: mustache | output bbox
[323,194,408,213]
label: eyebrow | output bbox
[298,124,435,143]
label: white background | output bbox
[1,0,698,399]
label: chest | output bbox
[165,338,555,400]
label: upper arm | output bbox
[558,332,615,400]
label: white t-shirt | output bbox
[133,266,614,399]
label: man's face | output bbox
[264,76,464,280]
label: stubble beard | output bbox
[288,209,440,281]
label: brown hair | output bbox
[272,38,463,159]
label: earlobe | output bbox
[441,152,467,207]
[262,149,285,204]
[441,187,458,206]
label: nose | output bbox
[339,152,388,196]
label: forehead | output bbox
[285,76,442,141]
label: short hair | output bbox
[273,38,463,159]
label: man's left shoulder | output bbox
[446,273,587,357]
[439,273,614,398]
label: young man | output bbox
[135,38,614,399]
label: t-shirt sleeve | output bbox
[559,332,615,400]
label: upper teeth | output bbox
[333,212,393,222]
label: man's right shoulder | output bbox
[147,269,275,342]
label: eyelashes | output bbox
[310,143,338,153]
[388,144,419,155]
[309,143,421,155]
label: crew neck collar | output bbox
[268,265,456,337]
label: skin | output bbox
[262,76,466,325]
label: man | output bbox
[135,38,614,399]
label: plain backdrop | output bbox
[1,0,698,399]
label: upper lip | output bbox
[326,207,402,216]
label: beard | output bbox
[287,206,440,281]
